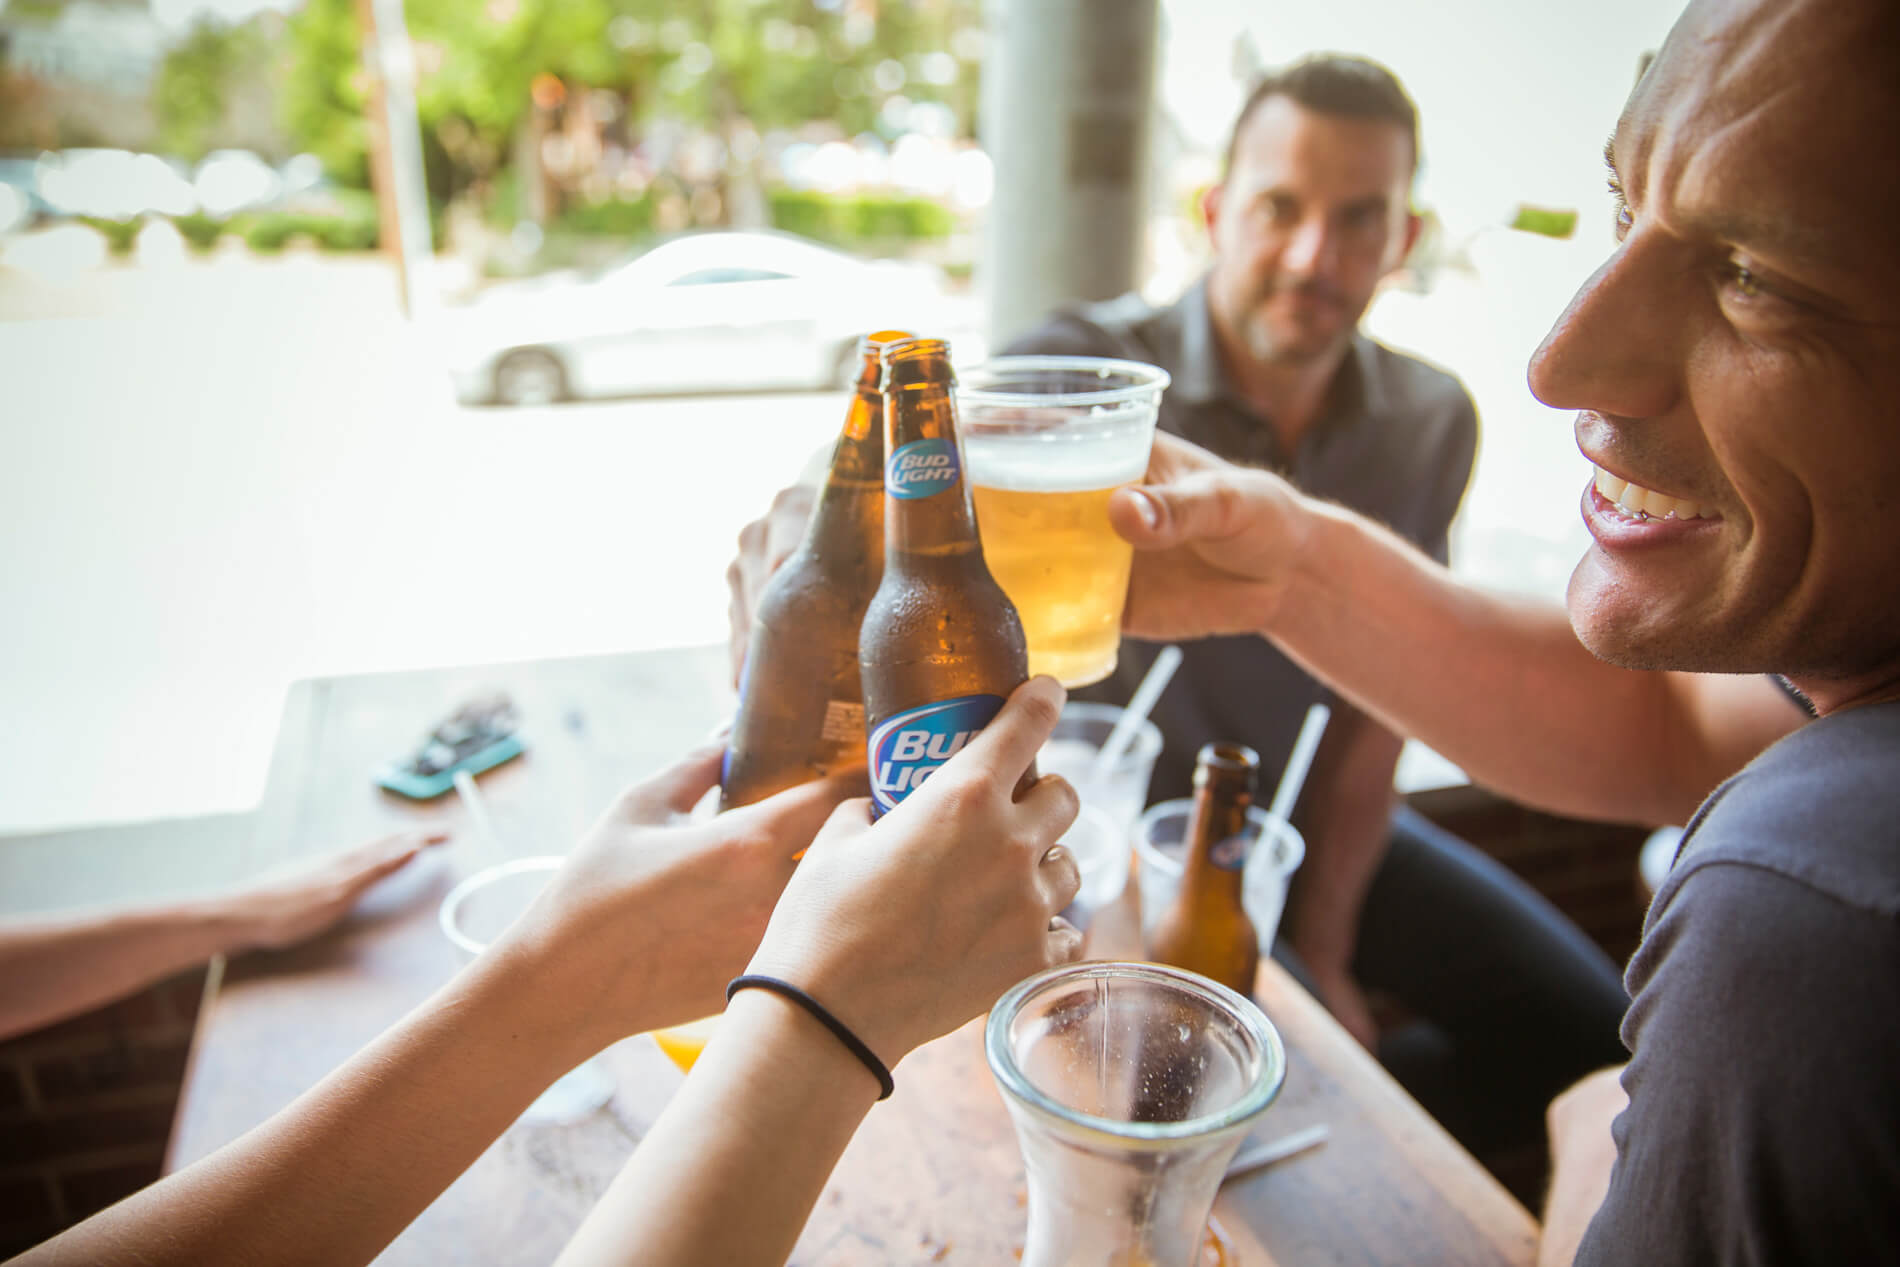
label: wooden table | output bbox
[168,646,1538,1266]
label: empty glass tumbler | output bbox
[986,961,1287,1267]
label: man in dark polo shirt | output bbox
[730,55,1631,1179]
[1002,56,1630,1170]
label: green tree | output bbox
[279,0,985,211]
[153,17,278,161]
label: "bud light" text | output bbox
[867,693,1005,816]
[886,438,961,499]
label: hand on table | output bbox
[1110,431,1315,642]
[505,744,857,1049]
[744,675,1085,1067]
[726,482,816,686]
[238,829,449,951]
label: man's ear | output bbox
[1200,182,1225,239]
[1397,210,1424,267]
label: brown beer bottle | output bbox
[720,330,914,811]
[1147,743,1262,995]
[860,337,1031,819]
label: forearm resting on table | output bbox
[1538,1070,1625,1267]
[1264,503,1780,826]
[15,941,599,1267]
[0,901,256,1041]
[556,987,882,1267]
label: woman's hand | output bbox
[499,743,857,1054]
[743,676,1085,1067]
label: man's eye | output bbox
[1606,174,1633,239]
[1726,263,1765,299]
[1718,261,1779,306]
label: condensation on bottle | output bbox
[858,336,1031,819]
[719,330,914,812]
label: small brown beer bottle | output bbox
[720,330,914,811]
[1147,742,1262,995]
[859,337,1031,819]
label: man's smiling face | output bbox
[1528,0,1900,711]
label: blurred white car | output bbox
[445,230,949,406]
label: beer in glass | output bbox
[958,356,1169,688]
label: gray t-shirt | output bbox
[1003,280,1479,800]
[1578,697,1900,1263]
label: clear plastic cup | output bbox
[960,357,1169,688]
[1052,803,1130,932]
[439,856,616,1123]
[1036,700,1164,835]
[1132,802,1306,954]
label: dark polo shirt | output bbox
[1003,279,1479,801]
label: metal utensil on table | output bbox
[1222,1123,1331,1182]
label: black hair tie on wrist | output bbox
[726,974,895,1101]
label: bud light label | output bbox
[867,693,1005,816]
[1209,833,1250,871]
[887,438,961,499]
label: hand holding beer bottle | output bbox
[745,676,1085,1064]
[860,337,1035,818]
[721,331,914,811]
[1146,742,1263,996]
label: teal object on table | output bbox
[376,693,525,800]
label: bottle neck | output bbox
[882,377,982,559]
[1179,772,1254,893]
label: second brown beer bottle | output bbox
[720,330,913,811]
[859,337,1031,819]
[1146,742,1263,995]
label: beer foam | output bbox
[963,423,1153,492]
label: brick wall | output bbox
[0,968,207,1257]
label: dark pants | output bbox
[1283,806,1633,1167]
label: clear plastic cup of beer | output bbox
[959,356,1170,688]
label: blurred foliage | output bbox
[171,211,228,251]
[78,216,143,255]
[159,189,385,254]
[279,0,982,201]
[767,189,951,244]
[154,18,279,161]
[552,188,950,252]
[558,193,656,238]
[1509,205,1578,240]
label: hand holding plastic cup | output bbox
[439,856,616,1123]
[960,357,1170,688]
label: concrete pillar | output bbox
[979,0,1158,347]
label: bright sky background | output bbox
[1158,0,1684,239]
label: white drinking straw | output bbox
[453,769,506,865]
[1088,644,1184,785]
[1266,703,1331,826]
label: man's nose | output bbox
[1281,216,1339,279]
[1529,234,1682,421]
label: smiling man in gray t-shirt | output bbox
[1103,0,1900,1259]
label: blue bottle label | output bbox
[1209,833,1250,871]
[886,438,961,499]
[867,693,1005,817]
